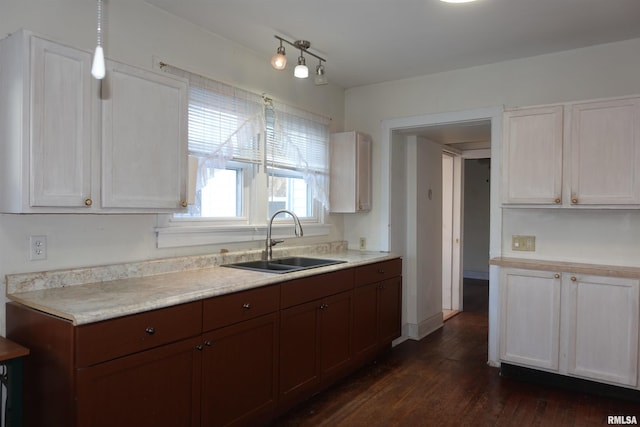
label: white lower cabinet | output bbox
[564,273,639,387]
[500,269,561,370]
[501,268,640,388]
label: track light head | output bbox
[294,54,308,79]
[271,42,287,70]
[314,62,328,85]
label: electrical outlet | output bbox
[29,235,47,261]
[359,237,367,250]
[512,235,536,252]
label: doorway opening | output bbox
[382,106,502,366]
[442,149,491,322]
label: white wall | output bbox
[343,37,640,254]
[0,0,346,333]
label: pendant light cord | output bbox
[96,0,102,47]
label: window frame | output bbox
[154,63,331,248]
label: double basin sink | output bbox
[224,256,346,274]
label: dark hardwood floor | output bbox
[271,279,640,426]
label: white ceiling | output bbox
[146,0,640,89]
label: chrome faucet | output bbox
[265,209,304,260]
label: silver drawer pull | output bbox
[145,327,155,335]
[378,269,385,274]
[242,303,251,309]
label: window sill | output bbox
[156,222,331,249]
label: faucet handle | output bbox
[270,239,284,247]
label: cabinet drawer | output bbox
[281,269,354,308]
[76,301,202,367]
[203,285,280,331]
[354,259,402,286]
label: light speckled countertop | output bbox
[490,257,640,278]
[7,249,399,325]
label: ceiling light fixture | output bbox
[272,36,327,84]
[440,0,478,3]
[91,0,106,80]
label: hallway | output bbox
[273,279,640,426]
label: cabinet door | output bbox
[378,276,402,345]
[502,106,563,205]
[356,132,372,211]
[201,313,278,427]
[353,277,402,363]
[352,282,379,361]
[570,98,640,205]
[30,36,93,208]
[564,274,639,386]
[319,291,353,385]
[279,300,320,406]
[500,269,561,370]
[76,337,201,427]
[330,131,372,212]
[101,60,188,210]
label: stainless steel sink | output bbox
[224,257,346,274]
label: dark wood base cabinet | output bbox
[7,258,402,427]
[76,337,202,427]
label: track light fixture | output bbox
[271,35,327,84]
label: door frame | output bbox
[381,106,503,367]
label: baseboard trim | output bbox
[404,313,444,341]
[500,363,640,403]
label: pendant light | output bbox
[91,0,105,79]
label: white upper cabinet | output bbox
[0,30,95,212]
[30,36,94,208]
[330,131,372,213]
[0,30,188,213]
[503,96,640,208]
[569,98,640,205]
[503,106,563,205]
[101,61,188,210]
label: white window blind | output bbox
[267,101,330,173]
[161,63,264,166]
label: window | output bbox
[176,164,245,219]
[156,63,331,247]
[265,104,329,221]
[268,168,312,217]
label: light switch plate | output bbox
[512,235,536,251]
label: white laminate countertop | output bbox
[490,257,640,278]
[7,251,399,326]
